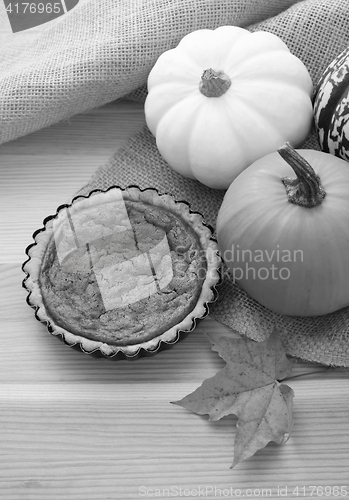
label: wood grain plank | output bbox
[0,101,145,157]
[0,101,146,263]
[0,381,348,500]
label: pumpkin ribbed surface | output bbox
[145,26,313,189]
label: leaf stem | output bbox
[281,367,334,382]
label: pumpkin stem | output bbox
[199,69,231,98]
[278,142,326,208]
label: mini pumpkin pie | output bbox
[22,186,221,358]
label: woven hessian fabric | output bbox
[2,0,349,366]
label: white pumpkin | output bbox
[145,26,313,189]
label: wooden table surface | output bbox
[1,98,349,500]
[1,0,349,490]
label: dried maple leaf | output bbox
[173,326,295,468]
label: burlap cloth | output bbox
[2,0,349,366]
